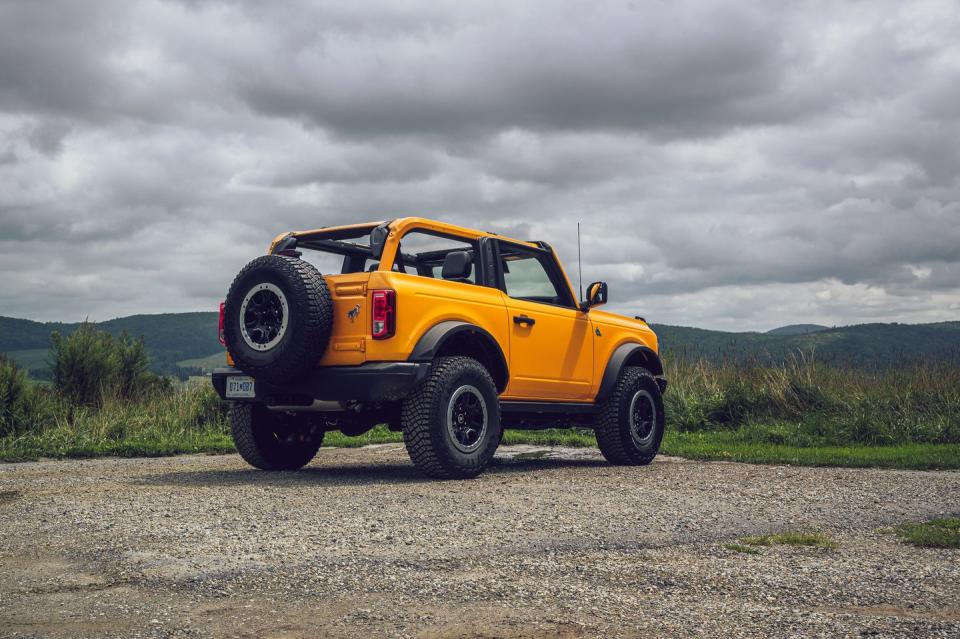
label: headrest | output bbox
[441,251,472,281]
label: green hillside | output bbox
[766,324,829,336]
[177,351,228,372]
[653,321,960,368]
[3,313,959,379]
[3,349,50,374]
[0,313,220,378]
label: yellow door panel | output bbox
[501,298,594,401]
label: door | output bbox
[496,241,594,401]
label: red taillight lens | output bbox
[218,301,226,347]
[371,289,396,340]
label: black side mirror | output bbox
[584,281,608,309]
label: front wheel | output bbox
[230,403,324,470]
[401,356,502,479]
[595,367,665,465]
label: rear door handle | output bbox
[513,315,536,326]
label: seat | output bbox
[441,251,473,283]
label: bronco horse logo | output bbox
[347,304,361,321]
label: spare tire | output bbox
[223,255,333,383]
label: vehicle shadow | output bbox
[138,456,609,489]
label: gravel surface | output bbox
[1,444,958,638]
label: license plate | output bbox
[225,376,255,398]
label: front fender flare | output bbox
[596,343,664,402]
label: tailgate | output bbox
[319,272,371,366]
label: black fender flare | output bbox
[409,320,509,393]
[595,343,664,402]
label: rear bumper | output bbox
[211,361,431,404]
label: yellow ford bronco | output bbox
[213,217,666,478]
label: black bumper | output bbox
[211,361,431,404]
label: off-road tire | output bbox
[223,255,333,383]
[595,367,665,465]
[401,356,501,479]
[230,403,324,470]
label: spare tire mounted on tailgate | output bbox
[223,255,333,383]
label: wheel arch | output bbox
[409,321,509,393]
[596,343,663,402]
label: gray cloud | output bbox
[1,0,959,332]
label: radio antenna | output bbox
[577,221,583,302]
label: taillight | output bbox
[218,301,226,346]
[371,289,396,339]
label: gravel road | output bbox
[1,444,958,638]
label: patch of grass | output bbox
[892,518,960,548]
[0,383,230,461]
[321,426,598,450]
[663,357,960,447]
[502,428,596,447]
[5,418,960,469]
[661,430,960,470]
[724,543,761,555]
[741,531,838,549]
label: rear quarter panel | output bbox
[364,272,509,362]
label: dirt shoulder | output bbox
[1,445,958,638]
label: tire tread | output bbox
[595,366,664,466]
[224,255,333,383]
[401,356,500,479]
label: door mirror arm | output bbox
[582,281,608,310]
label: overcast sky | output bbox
[1,0,958,331]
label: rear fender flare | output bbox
[409,321,509,393]
[596,343,663,402]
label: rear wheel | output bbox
[595,367,665,465]
[402,356,501,479]
[230,403,324,470]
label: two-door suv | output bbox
[212,218,666,478]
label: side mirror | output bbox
[584,281,608,309]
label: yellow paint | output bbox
[268,217,658,401]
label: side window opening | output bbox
[392,230,480,285]
[498,242,574,308]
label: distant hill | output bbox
[652,321,960,368]
[1,313,220,378]
[3,313,960,378]
[766,324,829,336]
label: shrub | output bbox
[0,355,30,436]
[50,324,116,407]
[49,323,167,407]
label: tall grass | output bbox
[1,337,959,463]
[0,325,229,460]
[0,381,230,460]
[663,355,960,445]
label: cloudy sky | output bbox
[1,0,958,331]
